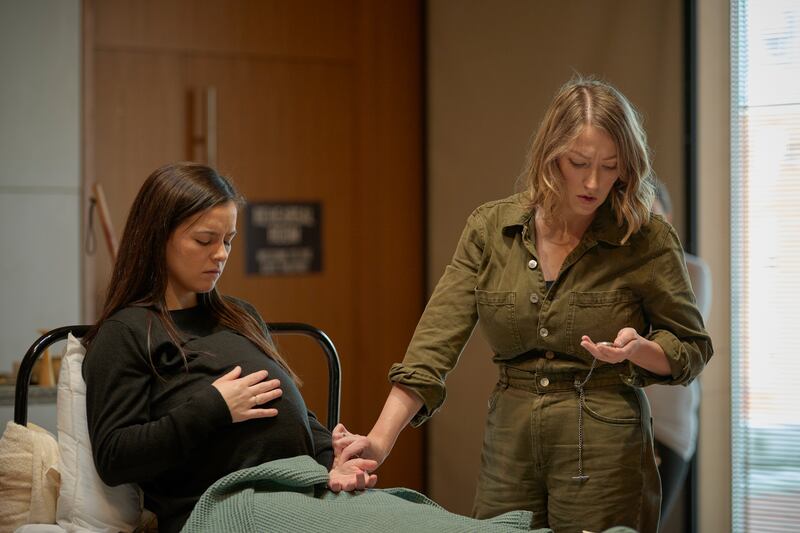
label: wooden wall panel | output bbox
[92,49,188,306]
[189,56,359,431]
[352,0,425,489]
[94,0,355,60]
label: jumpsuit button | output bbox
[539,327,549,337]
[545,350,555,359]
[528,259,538,269]
[529,294,539,304]
[539,377,550,387]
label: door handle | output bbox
[190,86,217,167]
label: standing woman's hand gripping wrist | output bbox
[212,366,283,422]
[332,424,390,467]
[334,384,423,466]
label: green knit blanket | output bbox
[181,455,543,532]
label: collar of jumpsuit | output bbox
[500,194,632,248]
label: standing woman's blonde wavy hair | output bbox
[520,76,655,243]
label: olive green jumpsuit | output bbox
[388,193,713,533]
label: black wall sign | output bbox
[246,202,322,275]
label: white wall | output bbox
[0,0,81,434]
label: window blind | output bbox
[731,1,800,531]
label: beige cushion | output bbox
[0,420,60,530]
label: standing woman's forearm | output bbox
[339,384,423,464]
[628,337,672,376]
[368,385,424,457]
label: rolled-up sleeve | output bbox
[388,210,486,426]
[632,224,714,386]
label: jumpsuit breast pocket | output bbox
[566,288,644,356]
[475,290,524,356]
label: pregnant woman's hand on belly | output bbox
[212,366,282,422]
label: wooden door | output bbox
[84,0,424,490]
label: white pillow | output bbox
[56,333,142,533]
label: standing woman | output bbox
[82,163,375,533]
[336,77,713,532]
